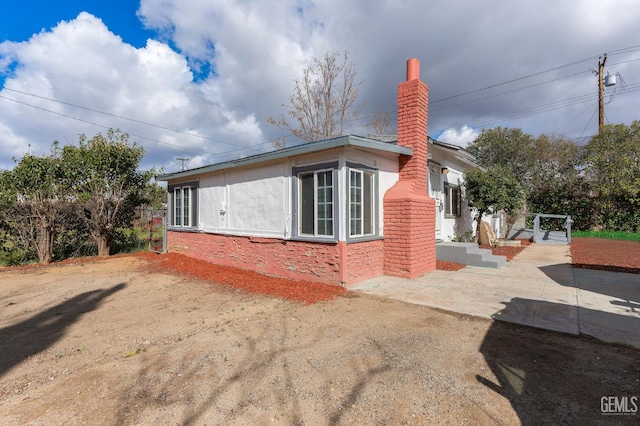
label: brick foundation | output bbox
[344,240,385,285]
[167,231,383,286]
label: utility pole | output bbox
[176,157,190,171]
[598,54,607,132]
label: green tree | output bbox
[467,127,536,191]
[61,130,155,256]
[468,128,596,228]
[140,182,168,211]
[527,135,593,230]
[585,121,640,231]
[0,147,70,263]
[463,166,525,241]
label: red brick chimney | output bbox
[383,58,436,278]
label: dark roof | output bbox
[156,134,413,181]
[367,135,478,166]
[365,134,398,144]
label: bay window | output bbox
[294,163,337,239]
[349,169,375,237]
[292,161,378,241]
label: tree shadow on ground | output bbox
[115,308,394,424]
[540,263,640,346]
[115,312,311,424]
[477,298,639,425]
[0,283,126,377]
[541,263,640,303]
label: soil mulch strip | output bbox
[436,260,466,271]
[571,237,640,274]
[136,251,347,305]
[480,239,532,262]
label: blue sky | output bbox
[1,1,639,172]
[0,1,154,48]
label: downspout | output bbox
[338,241,347,286]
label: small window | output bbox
[445,183,461,217]
[170,185,197,227]
[349,169,375,237]
[297,169,335,238]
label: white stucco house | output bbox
[155,58,487,286]
[369,135,485,242]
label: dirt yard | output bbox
[1,243,638,425]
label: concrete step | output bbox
[436,242,507,268]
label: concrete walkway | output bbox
[353,244,640,349]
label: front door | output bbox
[429,164,443,241]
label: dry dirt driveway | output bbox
[1,255,638,425]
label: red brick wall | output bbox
[168,231,384,286]
[344,239,385,284]
[383,182,436,277]
[397,76,428,193]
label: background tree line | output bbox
[463,122,640,235]
[0,129,164,266]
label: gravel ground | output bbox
[1,253,638,425]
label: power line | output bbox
[346,47,640,132]
[0,94,213,154]
[578,107,598,141]
[0,92,291,164]
[554,100,598,133]
[430,44,640,105]
[430,70,590,113]
[430,56,599,104]
[433,82,640,133]
[3,87,247,149]
[3,45,640,165]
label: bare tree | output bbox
[366,111,395,135]
[269,51,364,144]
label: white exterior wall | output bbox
[199,174,227,230]
[428,144,493,241]
[227,164,288,236]
[191,147,400,242]
[198,162,289,238]
[441,167,467,241]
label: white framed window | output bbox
[349,169,375,237]
[169,184,197,227]
[445,183,461,217]
[298,169,335,238]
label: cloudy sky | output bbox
[1,0,639,173]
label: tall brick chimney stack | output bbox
[383,58,436,278]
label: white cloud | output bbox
[0,12,265,171]
[2,0,640,172]
[437,126,480,148]
[139,0,320,129]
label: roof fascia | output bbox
[156,135,412,181]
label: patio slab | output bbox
[353,244,640,349]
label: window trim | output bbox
[168,182,199,229]
[292,162,339,241]
[444,182,461,218]
[346,162,379,241]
